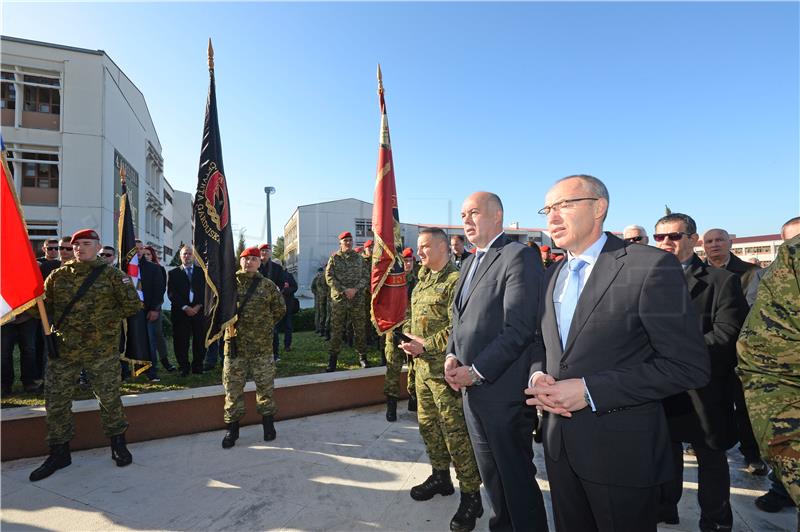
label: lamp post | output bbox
[264,186,276,245]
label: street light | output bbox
[264,186,276,246]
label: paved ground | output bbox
[1,402,796,531]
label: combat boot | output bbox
[110,434,133,466]
[386,397,398,422]
[262,415,277,441]
[325,355,338,373]
[29,443,71,481]
[450,491,483,532]
[407,393,418,412]
[359,354,369,369]
[222,422,239,448]
[410,468,455,501]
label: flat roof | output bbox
[1,35,104,56]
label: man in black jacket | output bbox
[275,268,297,358]
[258,244,286,358]
[167,245,207,376]
[656,215,749,530]
[702,228,767,475]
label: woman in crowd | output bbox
[142,246,176,372]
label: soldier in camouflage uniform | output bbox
[221,246,286,449]
[362,240,378,350]
[30,229,142,482]
[738,227,800,511]
[398,228,483,532]
[325,231,369,371]
[311,267,328,335]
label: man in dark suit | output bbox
[702,227,766,475]
[444,191,548,532]
[135,240,167,381]
[655,214,748,530]
[167,245,206,376]
[450,234,470,269]
[526,175,710,532]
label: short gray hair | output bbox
[557,174,609,221]
[703,228,730,241]
[623,224,647,235]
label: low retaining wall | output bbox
[1,367,408,461]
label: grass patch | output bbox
[1,331,382,409]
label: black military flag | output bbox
[193,39,237,346]
[117,166,152,376]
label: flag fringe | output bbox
[0,295,43,326]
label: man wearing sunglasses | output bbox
[623,225,650,245]
[99,246,116,266]
[526,175,709,532]
[38,239,62,280]
[654,213,749,531]
[58,236,74,263]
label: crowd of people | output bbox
[6,173,798,532]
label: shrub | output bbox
[293,308,315,332]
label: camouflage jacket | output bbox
[737,235,800,452]
[325,249,368,301]
[311,271,329,298]
[405,262,460,369]
[44,258,142,360]
[225,271,286,357]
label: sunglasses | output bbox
[59,246,72,250]
[624,236,645,243]
[46,246,59,251]
[99,253,113,258]
[653,232,690,242]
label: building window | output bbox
[163,246,173,258]
[164,190,173,204]
[7,148,60,206]
[23,75,60,114]
[164,218,173,231]
[1,72,15,110]
[355,218,372,238]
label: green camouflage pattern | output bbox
[405,262,478,491]
[325,249,368,301]
[416,372,481,493]
[223,352,277,422]
[737,235,800,505]
[224,271,286,358]
[312,270,329,333]
[44,258,142,361]
[222,271,285,422]
[326,250,368,356]
[383,338,415,398]
[45,353,128,444]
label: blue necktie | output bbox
[186,266,193,281]
[459,251,485,307]
[559,258,587,349]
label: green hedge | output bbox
[293,308,315,331]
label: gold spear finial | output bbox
[208,38,215,71]
[377,63,383,94]
[120,164,126,185]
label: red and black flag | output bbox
[117,165,152,376]
[370,65,407,334]
[193,39,237,346]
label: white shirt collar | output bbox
[566,233,607,267]
[474,232,504,253]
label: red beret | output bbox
[364,239,374,247]
[402,248,414,258]
[540,245,550,252]
[258,243,270,251]
[338,231,353,240]
[240,246,261,258]
[71,229,99,242]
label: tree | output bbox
[665,204,672,215]
[236,228,246,258]
[273,236,285,261]
[169,242,184,267]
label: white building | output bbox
[283,198,551,295]
[1,36,190,258]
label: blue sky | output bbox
[3,1,798,242]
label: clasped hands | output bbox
[524,374,588,418]
[443,356,475,392]
[184,304,202,317]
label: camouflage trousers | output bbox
[329,295,367,356]
[45,353,127,445]
[416,371,481,493]
[223,352,276,423]
[314,296,328,333]
[762,407,800,506]
[383,338,416,398]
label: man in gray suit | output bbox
[526,174,710,532]
[444,191,548,532]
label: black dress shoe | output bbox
[163,364,177,372]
